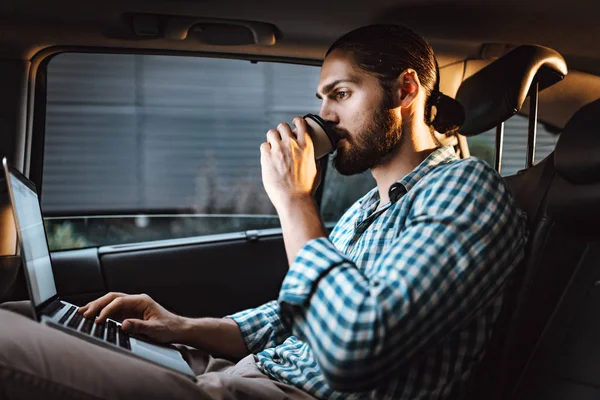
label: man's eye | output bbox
[336,91,349,100]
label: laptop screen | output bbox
[8,168,57,307]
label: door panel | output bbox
[98,234,288,318]
[6,232,289,318]
[52,248,105,295]
[51,248,107,306]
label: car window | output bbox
[42,53,338,251]
[320,160,376,223]
[466,114,560,176]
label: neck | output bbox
[371,121,439,205]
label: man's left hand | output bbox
[260,117,319,211]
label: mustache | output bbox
[332,126,351,140]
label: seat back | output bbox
[509,99,600,399]
[457,46,567,400]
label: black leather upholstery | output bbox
[456,45,567,136]
[497,100,600,399]
[515,240,600,400]
[554,99,600,185]
[547,174,600,237]
[462,46,568,400]
[505,155,554,229]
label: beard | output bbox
[331,97,403,176]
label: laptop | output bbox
[1,157,196,379]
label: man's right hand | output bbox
[78,292,185,344]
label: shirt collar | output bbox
[360,145,458,209]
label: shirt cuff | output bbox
[278,237,351,307]
[227,300,281,354]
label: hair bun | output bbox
[432,92,465,134]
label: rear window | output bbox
[466,114,559,175]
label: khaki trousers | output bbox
[0,301,317,400]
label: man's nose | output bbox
[319,100,339,125]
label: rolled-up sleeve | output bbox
[228,300,292,354]
[277,160,527,391]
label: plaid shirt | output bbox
[230,146,528,399]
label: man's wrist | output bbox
[276,194,317,220]
[275,194,327,266]
[173,316,194,344]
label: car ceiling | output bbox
[0,0,597,129]
[0,0,597,67]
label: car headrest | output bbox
[554,99,600,184]
[456,45,567,136]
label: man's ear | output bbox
[392,69,420,108]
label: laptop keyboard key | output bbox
[118,328,131,350]
[59,306,76,325]
[81,318,94,335]
[67,311,83,329]
[106,320,117,344]
[94,321,106,339]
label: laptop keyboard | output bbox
[58,304,75,325]
[57,305,131,350]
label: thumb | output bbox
[122,318,154,334]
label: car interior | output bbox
[0,0,598,398]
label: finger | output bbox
[122,318,152,335]
[79,299,97,313]
[95,298,124,323]
[96,295,145,323]
[292,117,308,146]
[266,129,282,150]
[81,292,123,316]
[277,122,294,143]
[81,292,125,317]
[260,142,270,156]
[260,142,272,169]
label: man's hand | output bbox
[260,117,318,211]
[78,292,184,344]
[260,117,328,265]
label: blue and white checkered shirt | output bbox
[230,146,528,399]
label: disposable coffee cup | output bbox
[293,114,338,160]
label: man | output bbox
[0,25,527,399]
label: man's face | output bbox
[316,49,403,175]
